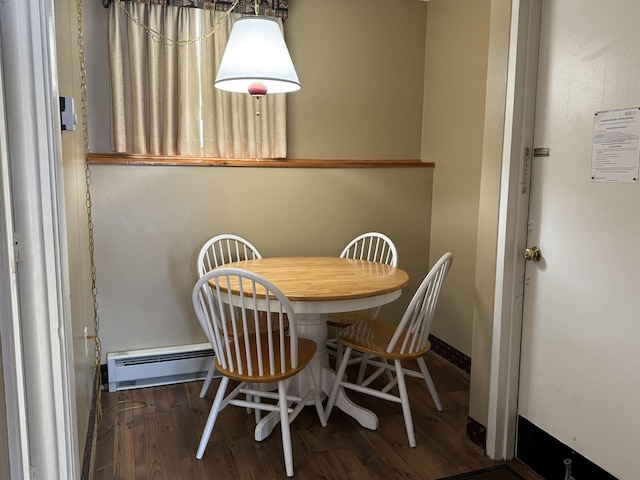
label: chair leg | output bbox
[277,380,294,477]
[325,346,352,420]
[335,327,344,366]
[356,353,370,384]
[357,355,394,385]
[199,361,217,398]
[394,359,416,448]
[197,376,229,459]
[253,393,261,422]
[417,356,442,411]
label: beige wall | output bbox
[90,166,433,355]
[55,0,98,459]
[422,0,492,357]
[423,0,511,430]
[81,0,433,360]
[287,0,427,159]
[470,0,511,430]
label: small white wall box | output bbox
[59,96,77,131]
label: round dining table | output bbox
[215,256,410,439]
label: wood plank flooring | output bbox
[93,352,541,480]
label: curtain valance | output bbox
[103,0,288,20]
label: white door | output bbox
[518,1,640,479]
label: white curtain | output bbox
[108,2,288,158]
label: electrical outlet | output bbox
[84,326,88,357]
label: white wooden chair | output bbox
[197,233,262,277]
[196,234,262,397]
[192,268,326,477]
[324,252,453,448]
[327,232,398,370]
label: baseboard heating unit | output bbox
[106,343,217,392]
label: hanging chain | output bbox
[115,0,238,48]
[76,0,103,420]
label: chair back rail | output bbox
[197,234,262,276]
[340,232,398,267]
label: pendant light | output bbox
[214,13,300,96]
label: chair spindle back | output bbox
[340,232,398,267]
[387,252,453,355]
[193,268,298,378]
[197,234,262,277]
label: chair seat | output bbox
[339,320,431,361]
[327,309,373,328]
[215,335,317,383]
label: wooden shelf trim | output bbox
[87,153,434,168]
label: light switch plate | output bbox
[60,96,77,131]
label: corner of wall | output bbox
[468,0,512,427]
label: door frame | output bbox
[485,0,541,460]
[0,35,32,480]
[0,0,79,478]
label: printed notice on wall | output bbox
[591,107,640,183]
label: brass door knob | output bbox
[524,246,541,262]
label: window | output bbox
[107,0,289,158]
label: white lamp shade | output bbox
[214,16,301,94]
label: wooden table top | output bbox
[217,256,409,302]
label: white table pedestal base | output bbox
[254,313,378,441]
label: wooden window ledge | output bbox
[88,153,434,168]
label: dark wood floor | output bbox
[93,352,541,480]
